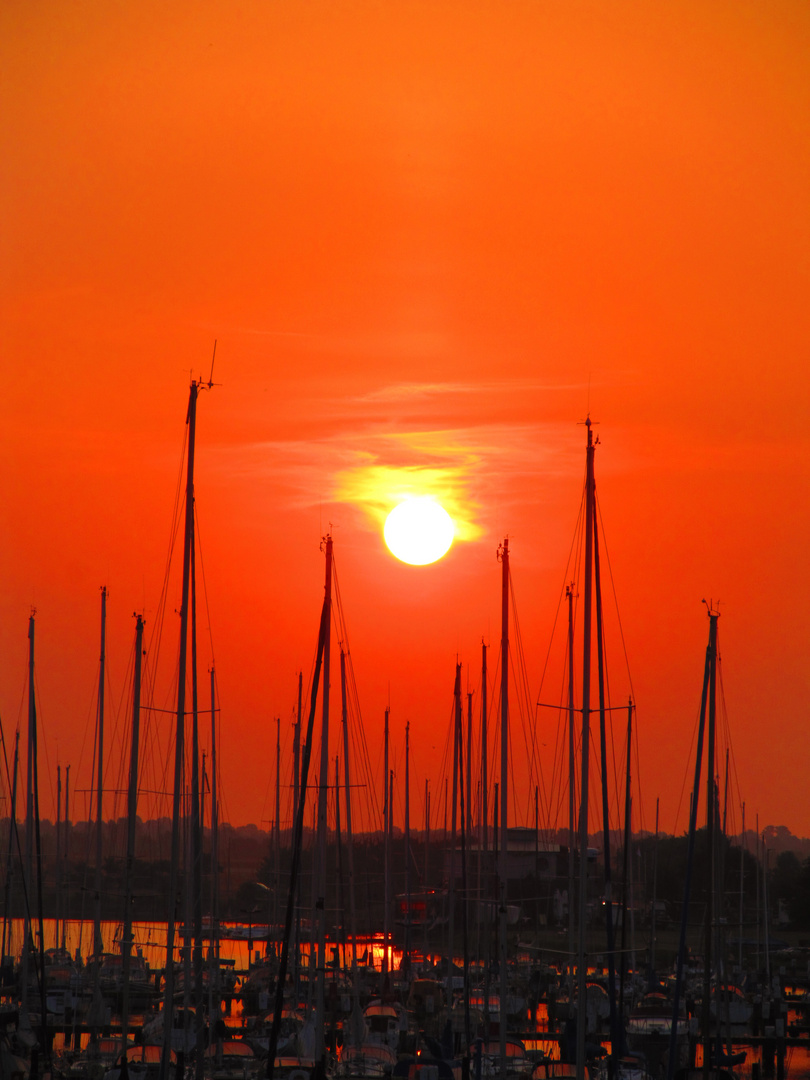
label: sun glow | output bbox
[383,498,455,565]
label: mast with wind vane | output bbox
[159,366,216,1080]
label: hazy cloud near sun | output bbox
[213,413,579,542]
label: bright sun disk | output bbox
[384,498,455,565]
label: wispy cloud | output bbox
[213,415,578,543]
[347,378,586,405]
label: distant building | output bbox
[442,826,572,882]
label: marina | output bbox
[1,392,807,1080]
[4,4,808,1080]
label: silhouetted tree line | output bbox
[769,850,810,928]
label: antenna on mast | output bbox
[208,340,217,388]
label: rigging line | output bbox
[599,629,623,835]
[348,661,381,829]
[344,652,379,831]
[487,643,502,798]
[194,501,217,669]
[595,491,644,830]
[540,485,587,836]
[74,659,101,817]
[30,669,57,819]
[548,594,577,834]
[508,569,541,812]
[508,575,537,821]
[536,481,587,704]
[716,652,742,838]
[537,701,630,712]
[552,709,572,835]
[143,417,188,710]
[332,555,381,830]
[518,603,549,830]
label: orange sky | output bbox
[2,2,809,839]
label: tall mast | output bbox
[480,642,487,979]
[160,380,200,1080]
[667,608,715,1080]
[651,797,659,979]
[94,586,107,961]
[122,613,144,1047]
[63,764,70,950]
[294,674,302,828]
[738,801,745,972]
[498,538,509,1080]
[576,420,595,1080]
[405,721,411,967]
[191,535,205,1080]
[424,781,430,965]
[275,717,281,931]
[459,697,471,1051]
[594,502,619,1053]
[210,667,220,1026]
[20,615,36,1018]
[2,732,19,967]
[449,663,461,991]
[314,534,333,1063]
[339,649,359,1033]
[566,583,576,1004]
[702,609,718,1080]
[618,700,633,1030]
[383,706,390,981]
[56,765,62,954]
[481,640,488,855]
[334,754,344,969]
[267,598,330,1079]
[466,692,473,847]
[389,769,394,948]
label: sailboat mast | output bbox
[274,717,281,931]
[576,419,595,1080]
[651,797,659,980]
[405,721,411,966]
[466,692,473,844]
[566,583,576,1003]
[56,765,61,955]
[594,512,619,1053]
[702,611,718,1080]
[160,379,199,1080]
[498,537,509,1080]
[2,732,19,967]
[481,641,488,854]
[479,641,487,972]
[63,765,69,950]
[210,666,220,1019]
[739,801,745,972]
[388,770,394,967]
[122,613,144,1047]
[294,674,302,828]
[458,703,471,1051]
[618,700,633,1024]
[424,781,430,964]
[191,535,205,1080]
[383,706,389,980]
[669,609,712,1080]
[94,585,107,961]
[314,534,333,1062]
[339,650,358,993]
[449,663,461,991]
[21,615,35,1017]
[267,599,330,1079]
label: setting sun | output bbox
[383,497,455,565]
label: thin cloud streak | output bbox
[348,379,589,404]
[211,420,580,541]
